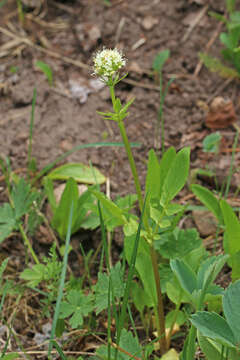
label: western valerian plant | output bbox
[92,48,191,355]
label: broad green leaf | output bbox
[191,184,222,222]
[203,132,221,153]
[59,290,93,328]
[20,264,45,287]
[0,203,16,243]
[170,259,197,296]
[165,310,187,328]
[223,280,240,344]
[145,149,160,199]
[1,354,20,360]
[166,277,191,304]
[35,60,53,86]
[11,178,39,219]
[94,262,125,314]
[190,311,236,348]
[155,228,201,260]
[52,178,79,239]
[161,147,190,205]
[119,329,142,359]
[47,163,106,185]
[220,199,240,256]
[130,281,153,312]
[159,146,176,197]
[96,329,141,360]
[91,189,126,225]
[153,49,170,73]
[124,234,156,305]
[43,177,57,213]
[197,255,228,292]
[198,332,231,360]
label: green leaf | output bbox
[199,53,239,78]
[59,290,93,328]
[43,177,57,213]
[153,49,170,73]
[35,60,53,86]
[159,146,176,197]
[165,309,187,328]
[190,311,236,348]
[197,332,232,360]
[0,203,16,243]
[11,178,39,219]
[94,262,125,314]
[203,132,221,153]
[208,11,228,23]
[227,0,235,13]
[161,147,190,205]
[51,178,79,240]
[191,184,222,223]
[166,276,191,304]
[221,198,240,281]
[20,264,45,287]
[197,255,229,293]
[0,258,9,281]
[223,280,240,344]
[155,228,201,260]
[124,234,156,305]
[91,189,126,225]
[1,353,20,360]
[130,281,152,313]
[96,329,141,360]
[47,163,106,185]
[114,98,122,113]
[170,258,197,296]
[145,149,160,199]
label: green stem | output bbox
[150,245,167,355]
[117,120,143,211]
[19,224,39,264]
[109,81,167,354]
[186,325,197,360]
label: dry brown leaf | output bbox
[205,96,236,129]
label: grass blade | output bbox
[48,202,74,357]
[115,196,147,355]
[33,142,141,184]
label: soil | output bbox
[0,0,239,358]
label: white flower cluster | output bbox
[93,48,126,81]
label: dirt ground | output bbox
[1,0,240,196]
[0,0,239,357]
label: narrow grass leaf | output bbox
[51,340,67,360]
[35,61,53,86]
[33,142,140,184]
[116,197,146,348]
[48,202,74,356]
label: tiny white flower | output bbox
[93,48,126,82]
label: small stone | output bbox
[142,16,158,31]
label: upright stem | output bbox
[117,120,143,212]
[150,245,167,355]
[108,82,167,354]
